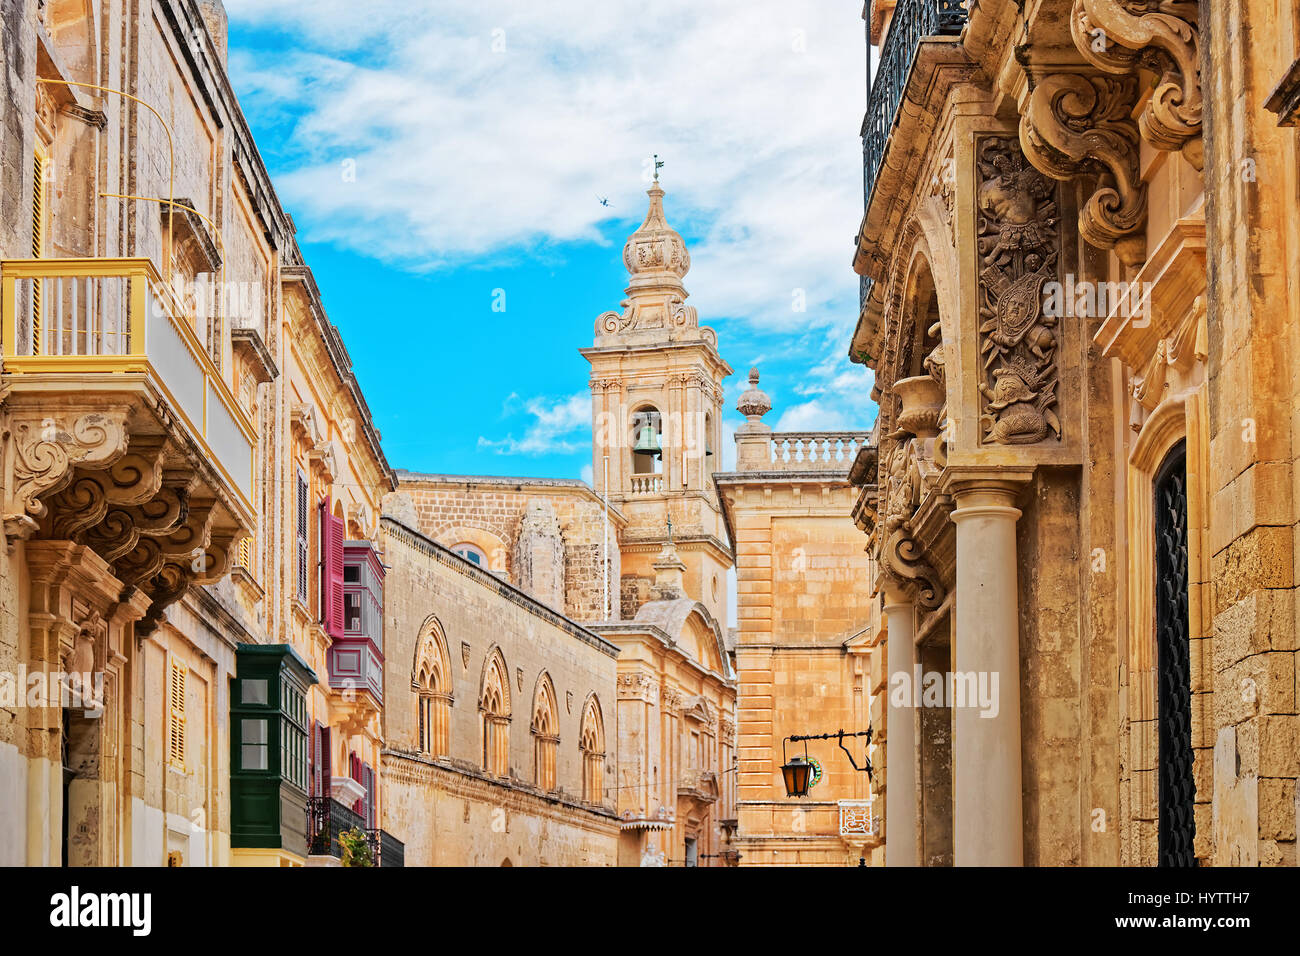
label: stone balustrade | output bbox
[630,474,665,494]
[767,432,870,471]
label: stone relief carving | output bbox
[1020,72,1147,263]
[1071,0,1202,167]
[976,137,1063,445]
[877,437,944,610]
[617,671,657,701]
[5,410,130,539]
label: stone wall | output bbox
[388,474,622,622]
[378,517,620,862]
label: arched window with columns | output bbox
[531,673,559,791]
[480,649,511,776]
[579,695,605,804]
[413,617,452,757]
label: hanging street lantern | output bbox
[781,736,814,798]
[780,728,874,798]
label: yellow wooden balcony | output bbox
[1,257,255,514]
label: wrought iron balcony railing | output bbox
[863,0,967,207]
[307,796,405,867]
[0,257,256,511]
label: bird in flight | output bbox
[597,196,611,207]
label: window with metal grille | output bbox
[1155,439,1195,867]
[296,470,309,604]
[168,657,187,770]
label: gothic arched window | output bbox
[480,649,511,776]
[413,617,452,757]
[531,673,559,791]
[579,696,606,804]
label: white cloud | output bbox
[774,398,855,433]
[225,0,866,331]
[477,391,590,455]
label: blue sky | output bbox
[224,0,878,482]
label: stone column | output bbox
[948,475,1027,866]
[883,583,918,867]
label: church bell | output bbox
[633,422,662,457]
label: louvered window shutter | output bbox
[364,764,375,828]
[349,753,363,814]
[295,471,309,603]
[320,497,345,637]
[168,658,187,769]
[309,721,319,798]
[320,725,332,794]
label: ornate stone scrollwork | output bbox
[976,136,1063,445]
[878,438,944,610]
[1020,73,1147,263]
[136,560,194,638]
[668,296,698,328]
[1071,0,1202,167]
[46,475,109,541]
[101,437,168,506]
[116,537,166,590]
[84,508,141,565]
[4,410,130,540]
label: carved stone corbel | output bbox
[4,409,130,542]
[100,436,168,506]
[136,560,194,639]
[1020,72,1148,264]
[881,531,945,611]
[45,475,110,541]
[877,436,945,610]
[1071,0,1202,168]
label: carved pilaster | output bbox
[1071,0,1202,167]
[975,136,1064,445]
[1020,72,1147,264]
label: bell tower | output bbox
[581,176,733,625]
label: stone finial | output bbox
[734,367,774,471]
[736,367,772,421]
[650,536,687,600]
[622,182,690,286]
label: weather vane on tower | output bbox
[653,153,664,181]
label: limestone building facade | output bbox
[0,0,412,868]
[715,371,879,865]
[853,0,1300,866]
[378,516,620,866]
[382,179,741,866]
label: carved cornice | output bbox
[1071,1,1202,167]
[1020,72,1148,264]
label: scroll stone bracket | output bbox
[1019,70,1148,266]
[3,408,131,548]
[1070,0,1203,169]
